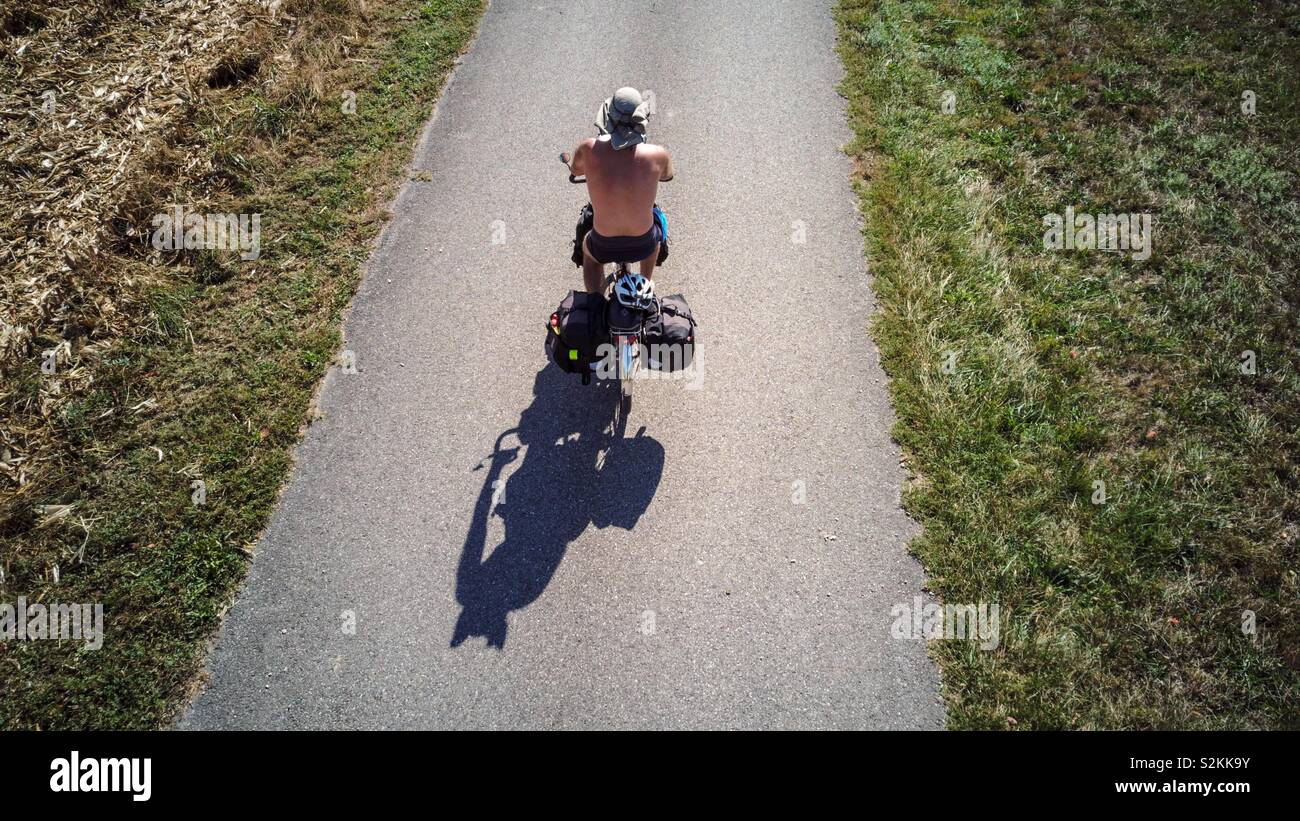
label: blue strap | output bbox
[652,206,668,240]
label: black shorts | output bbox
[585,223,662,264]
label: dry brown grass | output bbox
[0,0,370,536]
[1,0,485,728]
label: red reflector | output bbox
[549,313,559,328]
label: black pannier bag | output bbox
[643,294,697,372]
[545,290,607,377]
[570,203,594,267]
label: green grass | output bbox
[838,0,1299,728]
[0,0,486,729]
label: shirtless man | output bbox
[564,87,675,294]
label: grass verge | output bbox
[0,0,485,729]
[837,0,1299,728]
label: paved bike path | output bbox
[183,0,943,729]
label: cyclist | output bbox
[565,87,675,294]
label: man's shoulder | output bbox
[638,142,670,163]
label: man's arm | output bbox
[659,147,675,181]
[568,138,595,176]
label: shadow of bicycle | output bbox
[451,364,663,649]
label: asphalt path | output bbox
[183,0,943,730]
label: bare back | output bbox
[571,137,671,236]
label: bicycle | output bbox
[560,152,664,399]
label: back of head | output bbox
[595,86,650,150]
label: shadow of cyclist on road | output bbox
[451,364,663,649]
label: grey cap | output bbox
[595,86,649,150]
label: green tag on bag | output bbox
[569,349,578,360]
